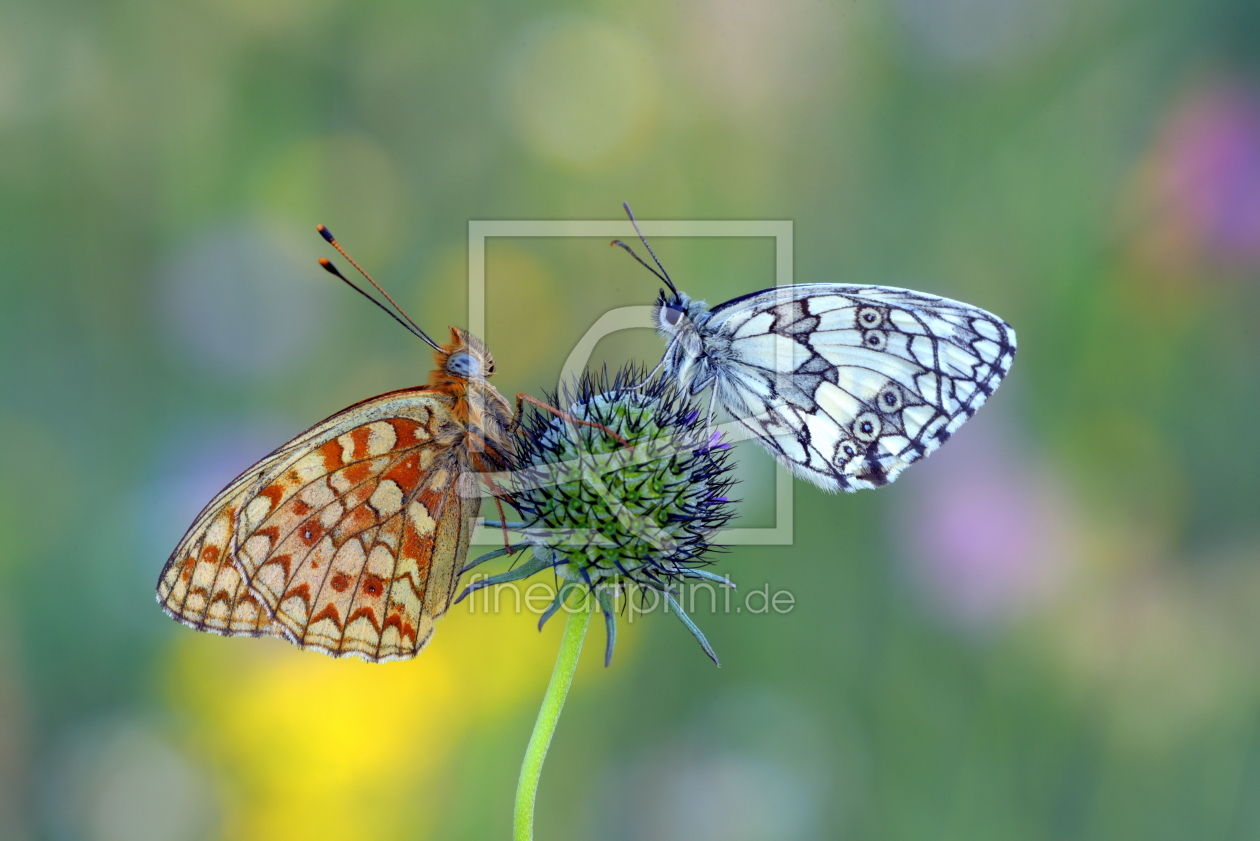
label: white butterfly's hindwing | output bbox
[670,284,1015,492]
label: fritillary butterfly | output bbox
[156,227,518,662]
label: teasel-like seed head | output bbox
[459,365,737,665]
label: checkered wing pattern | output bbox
[157,389,478,662]
[698,284,1016,492]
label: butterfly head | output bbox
[429,328,496,388]
[428,328,513,448]
[653,289,710,337]
[653,290,718,394]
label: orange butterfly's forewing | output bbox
[157,329,515,663]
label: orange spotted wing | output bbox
[157,329,514,663]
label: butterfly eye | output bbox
[664,306,684,326]
[446,352,481,377]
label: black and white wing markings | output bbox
[704,284,1015,493]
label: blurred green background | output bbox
[3,0,1260,838]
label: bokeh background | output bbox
[3,0,1260,838]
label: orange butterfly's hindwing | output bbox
[156,328,514,663]
[156,480,285,640]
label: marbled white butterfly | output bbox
[614,205,1016,493]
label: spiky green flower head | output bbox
[515,366,735,583]
[460,365,737,665]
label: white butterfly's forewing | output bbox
[695,284,1015,492]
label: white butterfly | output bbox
[615,207,1016,493]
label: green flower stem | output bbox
[514,590,593,841]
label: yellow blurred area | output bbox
[483,243,577,382]
[1043,528,1260,751]
[415,241,577,385]
[507,18,660,169]
[164,595,596,841]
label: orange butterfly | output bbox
[157,228,519,662]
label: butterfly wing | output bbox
[703,284,1016,492]
[157,476,287,639]
[157,387,481,662]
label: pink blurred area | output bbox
[1125,77,1260,276]
[894,416,1078,630]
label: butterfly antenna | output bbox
[316,225,443,351]
[610,239,670,285]
[317,258,441,349]
[621,202,679,296]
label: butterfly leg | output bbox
[626,355,667,391]
[491,494,512,550]
[467,449,516,550]
[513,392,630,448]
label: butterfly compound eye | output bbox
[664,306,684,326]
[446,352,481,377]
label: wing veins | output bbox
[240,445,423,601]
